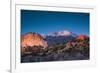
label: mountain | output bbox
[44,30,77,46]
[46,30,77,37]
[21,32,48,48]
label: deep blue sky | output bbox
[21,10,89,35]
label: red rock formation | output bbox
[21,32,48,48]
[76,34,89,40]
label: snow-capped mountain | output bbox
[46,30,77,37]
[43,30,77,46]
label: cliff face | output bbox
[21,32,48,48]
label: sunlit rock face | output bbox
[21,32,48,48]
[76,34,89,40]
[65,34,89,50]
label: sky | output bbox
[21,10,89,35]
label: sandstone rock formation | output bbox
[21,32,48,48]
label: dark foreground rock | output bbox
[21,51,89,63]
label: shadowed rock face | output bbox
[21,32,48,48]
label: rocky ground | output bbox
[21,50,89,63]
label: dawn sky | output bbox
[21,10,89,35]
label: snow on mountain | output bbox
[43,30,77,46]
[46,30,77,37]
